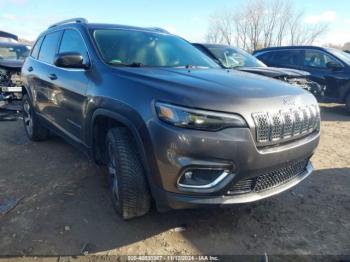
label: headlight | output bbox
[155,102,247,131]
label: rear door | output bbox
[33,30,63,123]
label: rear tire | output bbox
[106,127,151,220]
[22,94,49,141]
[345,93,350,112]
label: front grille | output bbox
[226,159,308,195]
[252,105,320,145]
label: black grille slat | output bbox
[226,159,308,195]
[227,179,254,195]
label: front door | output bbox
[51,29,91,141]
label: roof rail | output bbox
[48,18,88,29]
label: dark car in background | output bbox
[253,46,350,110]
[193,43,324,97]
[0,32,30,103]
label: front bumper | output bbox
[0,86,22,101]
[148,120,319,209]
[154,161,313,210]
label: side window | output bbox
[38,31,61,64]
[304,50,340,69]
[272,50,301,66]
[59,29,88,63]
[30,36,44,59]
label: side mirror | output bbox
[326,61,342,71]
[54,52,89,69]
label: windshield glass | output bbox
[91,29,219,68]
[208,47,266,68]
[327,48,350,65]
[0,45,30,60]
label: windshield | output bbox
[327,48,350,65]
[91,29,219,68]
[0,45,30,60]
[208,47,266,68]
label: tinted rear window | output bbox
[259,50,301,66]
[38,31,61,64]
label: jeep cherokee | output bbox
[21,18,320,219]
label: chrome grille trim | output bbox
[252,112,270,143]
[252,105,320,145]
[281,110,293,138]
[301,107,310,133]
[293,109,303,136]
[271,113,284,141]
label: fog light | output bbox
[177,168,230,189]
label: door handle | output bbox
[27,66,33,72]
[48,73,57,80]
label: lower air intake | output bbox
[227,159,308,195]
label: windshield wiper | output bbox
[107,61,144,67]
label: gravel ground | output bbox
[0,103,349,260]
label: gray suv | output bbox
[21,18,320,219]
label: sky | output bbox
[0,0,349,45]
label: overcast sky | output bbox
[0,0,349,45]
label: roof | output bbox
[253,45,329,54]
[43,18,171,36]
[86,23,170,34]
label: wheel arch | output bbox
[89,108,161,190]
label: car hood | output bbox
[237,66,310,78]
[112,67,317,126]
[0,59,23,70]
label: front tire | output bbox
[106,127,151,220]
[22,94,49,141]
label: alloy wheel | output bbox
[23,101,33,137]
[107,141,120,207]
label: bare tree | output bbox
[274,1,293,46]
[262,0,281,47]
[233,12,249,49]
[289,10,305,45]
[245,0,265,51]
[205,19,223,44]
[205,0,330,51]
[206,11,235,45]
